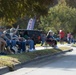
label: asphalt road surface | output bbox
[3,45,76,75]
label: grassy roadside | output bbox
[0,46,72,68]
[71,44,76,47]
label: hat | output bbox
[59,30,62,32]
[10,28,15,32]
[3,31,7,34]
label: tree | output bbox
[39,3,76,33]
[65,0,76,8]
[0,0,58,27]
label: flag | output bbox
[27,18,36,30]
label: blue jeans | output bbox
[17,40,34,52]
[67,38,71,44]
[26,40,34,49]
[41,38,45,46]
[11,40,17,47]
[6,40,10,47]
[17,41,26,52]
[71,38,75,44]
[21,41,26,52]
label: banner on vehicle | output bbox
[27,18,35,30]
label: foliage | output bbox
[65,0,76,8]
[0,0,58,27]
[39,3,76,33]
[59,0,76,8]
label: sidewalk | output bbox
[36,43,72,50]
[0,44,73,75]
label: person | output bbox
[67,32,71,44]
[9,25,19,53]
[0,26,13,54]
[10,25,28,53]
[59,29,65,44]
[70,33,75,44]
[53,33,60,41]
[0,27,6,53]
[23,31,35,51]
[10,26,35,53]
[46,31,58,49]
[40,32,46,46]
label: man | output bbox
[59,30,65,44]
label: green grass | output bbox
[35,44,41,47]
[71,44,76,47]
[0,46,71,68]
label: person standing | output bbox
[67,32,71,44]
[59,30,65,44]
[70,33,75,44]
[40,32,46,46]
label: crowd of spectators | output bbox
[40,29,75,48]
[0,25,35,55]
[0,26,75,55]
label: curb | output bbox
[0,49,73,74]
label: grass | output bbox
[0,56,19,67]
[35,44,41,47]
[59,46,72,50]
[0,46,72,68]
[71,44,76,47]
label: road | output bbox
[3,45,76,75]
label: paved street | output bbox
[3,44,76,75]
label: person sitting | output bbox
[10,25,35,53]
[0,26,13,54]
[21,31,35,52]
[46,31,58,49]
[0,38,6,54]
[9,25,26,53]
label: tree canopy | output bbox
[0,0,58,26]
[65,0,76,8]
[0,0,76,33]
[39,3,76,33]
